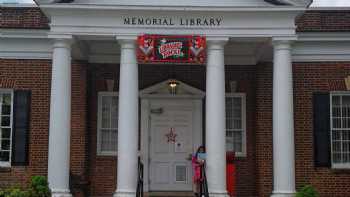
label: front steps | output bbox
[145,191,194,197]
[91,191,195,197]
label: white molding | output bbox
[39,4,307,11]
[0,29,49,39]
[96,91,119,156]
[141,98,203,192]
[140,79,205,98]
[329,93,350,170]
[0,89,14,168]
[297,33,350,42]
[140,80,204,192]
[225,93,247,157]
[0,30,52,59]
[292,41,350,62]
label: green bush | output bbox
[27,176,51,197]
[0,176,50,197]
[0,186,28,197]
[296,185,319,197]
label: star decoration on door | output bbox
[166,127,177,143]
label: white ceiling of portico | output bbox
[85,39,271,65]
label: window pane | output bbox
[111,97,118,129]
[1,105,11,116]
[0,151,10,162]
[343,96,350,106]
[1,140,10,151]
[332,106,341,117]
[110,129,118,151]
[101,130,111,152]
[333,118,341,128]
[343,153,350,163]
[226,138,234,152]
[101,97,111,128]
[2,94,12,105]
[1,128,11,139]
[331,95,350,166]
[333,141,341,152]
[333,153,342,163]
[226,96,244,154]
[333,96,340,105]
[1,116,10,127]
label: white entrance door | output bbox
[149,99,194,191]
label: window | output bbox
[331,93,350,168]
[0,90,13,167]
[97,92,118,156]
[225,93,246,157]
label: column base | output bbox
[51,190,72,197]
[113,190,136,197]
[271,191,296,197]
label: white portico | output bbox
[33,0,312,196]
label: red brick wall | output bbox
[0,59,51,188]
[255,62,350,197]
[87,64,257,197]
[255,63,273,197]
[293,62,350,197]
[0,7,49,29]
[3,60,350,197]
[296,11,350,32]
[0,59,88,196]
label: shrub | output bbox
[0,186,28,197]
[27,176,51,197]
[0,176,50,197]
[296,185,319,197]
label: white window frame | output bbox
[330,91,350,169]
[97,91,118,156]
[225,93,247,157]
[0,89,14,167]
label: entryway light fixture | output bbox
[168,79,179,95]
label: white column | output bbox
[271,39,296,197]
[48,37,73,197]
[114,36,139,197]
[205,38,229,197]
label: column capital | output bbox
[116,35,138,49]
[206,36,229,50]
[272,36,297,50]
[49,34,74,49]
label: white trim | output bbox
[140,79,205,98]
[0,89,14,168]
[225,93,247,157]
[40,4,307,11]
[140,80,204,192]
[97,91,119,156]
[141,97,203,192]
[330,92,350,169]
[292,41,350,62]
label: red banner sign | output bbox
[137,35,206,64]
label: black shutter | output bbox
[11,90,31,166]
[313,92,331,167]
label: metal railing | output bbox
[136,157,144,197]
[199,162,209,197]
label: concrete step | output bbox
[145,191,194,197]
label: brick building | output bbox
[0,0,350,197]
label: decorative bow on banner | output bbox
[137,35,206,64]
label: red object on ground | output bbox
[226,152,236,197]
